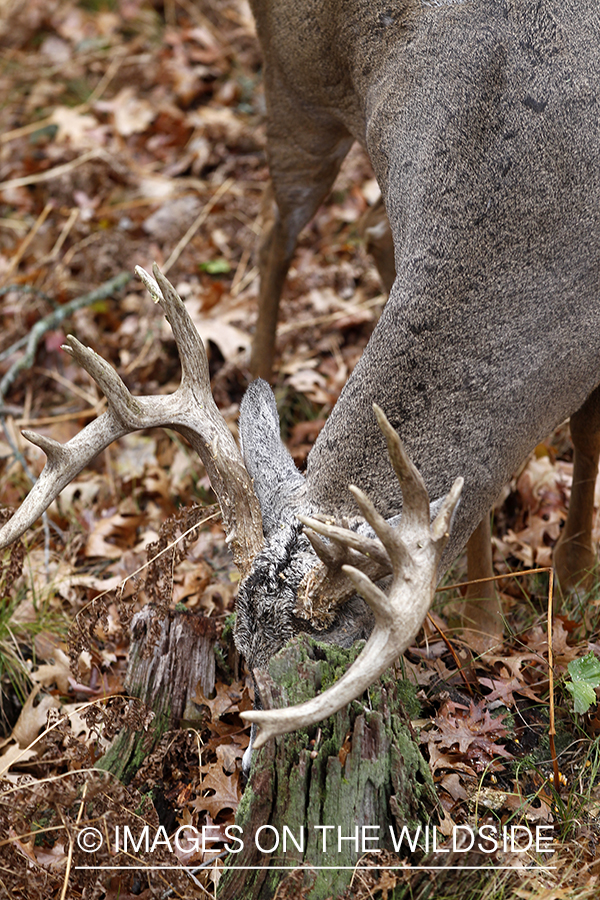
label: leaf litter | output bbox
[0,1,599,898]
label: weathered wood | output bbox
[218,635,435,900]
[97,605,216,783]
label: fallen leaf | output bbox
[7,686,59,749]
[191,768,241,818]
[30,647,72,694]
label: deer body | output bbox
[249,0,600,565]
[1,1,600,750]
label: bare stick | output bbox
[0,272,130,403]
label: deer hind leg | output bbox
[459,517,502,652]
[359,196,396,294]
[249,109,353,380]
[554,387,600,592]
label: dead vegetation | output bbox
[0,2,599,898]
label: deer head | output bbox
[0,266,462,748]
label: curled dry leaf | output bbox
[30,647,72,694]
[6,685,59,750]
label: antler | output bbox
[295,521,393,628]
[0,265,264,575]
[241,405,463,748]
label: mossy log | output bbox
[97,605,216,783]
[218,635,438,900]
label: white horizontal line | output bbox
[75,865,557,871]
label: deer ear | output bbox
[239,379,305,535]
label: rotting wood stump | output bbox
[218,634,437,900]
[97,605,216,784]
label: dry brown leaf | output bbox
[192,768,241,818]
[215,741,244,774]
[427,701,513,772]
[8,686,59,749]
[479,674,540,705]
[30,646,72,694]
[0,741,38,774]
[84,511,146,558]
[439,771,469,802]
[195,681,243,720]
[50,106,100,146]
[112,434,158,480]
[110,86,156,136]
[34,842,68,870]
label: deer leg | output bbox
[359,196,396,295]
[358,204,502,646]
[250,118,353,380]
[554,387,600,592]
[459,517,502,651]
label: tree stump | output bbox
[218,635,436,900]
[97,605,216,783]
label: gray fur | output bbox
[237,0,600,675]
[239,379,305,537]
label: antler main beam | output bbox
[0,266,264,574]
[241,405,463,748]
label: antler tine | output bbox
[0,267,264,574]
[294,514,394,627]
[301,524,345,568]
[373,403,430,531]
[137,265,210,392]
[134,266,264,570]
[62,336,138,411]
[298,514,391,572]
[241,409,463,749]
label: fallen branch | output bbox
[0,271,130,403]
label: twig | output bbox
[0,416,38,486]
[15,402,106,428]
[0,271,128,578]
[546,568,560,790]
[0,271,130,403]
[2,202,53,284]
[426,611,474,695]
[163,177,234,273]
[0,416,51,573]
[230,247,251,295]
[277,293,387,334]
[58,782,88,900]
[35,366,100,407]
[59,824,75,900]
[46,207,80,262]
[0,149,99,193]
[0,285,62,367]
[0,283,56,308]
[435,566,554,594]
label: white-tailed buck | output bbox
[1,0,600,752]
[246,0,600,631]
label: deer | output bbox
[0,266,462,757]
[1,0,600,759]
[246,0,600,641]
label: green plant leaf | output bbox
[565,652,600,714]
[199,259,231,275]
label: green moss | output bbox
[96,706,171,784]
[219,636,436,899]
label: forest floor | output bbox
[0,2,599,898]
